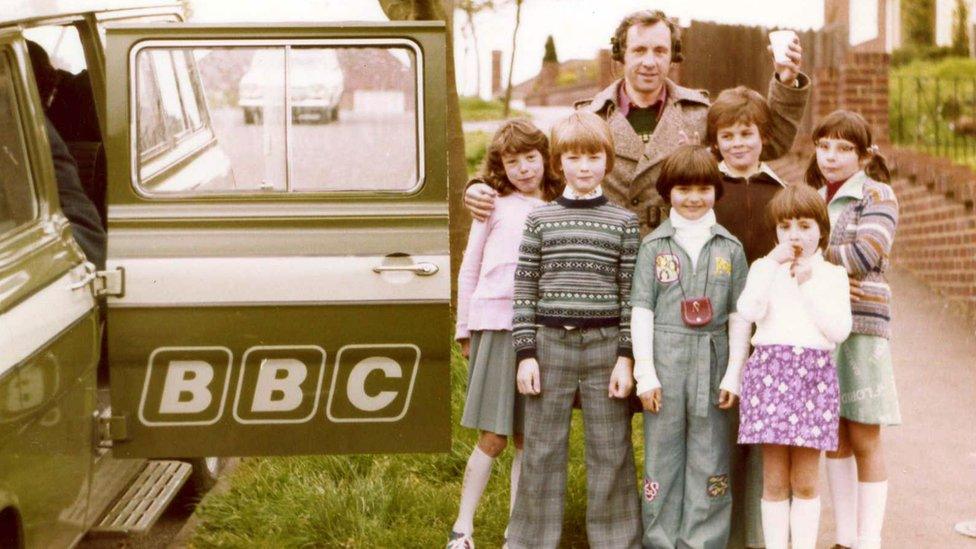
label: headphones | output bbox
[610,10,683,64]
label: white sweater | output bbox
[736,253,853,350]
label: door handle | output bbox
[69,261,97,290]
[372,262,439,276]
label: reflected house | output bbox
[336,49,416,114]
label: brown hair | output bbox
[706,86,772,153]
[655,145,724,202]
[611,9,683,63]
[477,118,562,201]
[549,111,615,179]
[767,184,832,250]
[804,110,891,188]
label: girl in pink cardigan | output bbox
[448,119,562,549]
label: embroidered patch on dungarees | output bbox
[655,253,680,283]
[643,478,661,502]
[707,474,729,498]
[714,256,732,276]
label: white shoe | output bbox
[446,531,474,549]
[956,519,976,538]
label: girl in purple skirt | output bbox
[730,184,853,549]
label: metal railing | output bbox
[891,75,976,166]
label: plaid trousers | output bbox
[507,326,642,549]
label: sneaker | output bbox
[956,519,976,538]
[446,531,474,549]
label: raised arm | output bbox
[761,37,811,161]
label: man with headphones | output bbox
[464,9,809,239]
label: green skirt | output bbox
[460,330,524,436]
[834,334,901,426]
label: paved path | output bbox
[819,267,976,547]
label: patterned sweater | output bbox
[512,195,640,361]
[820,171,898,339]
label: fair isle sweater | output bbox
[819,171,898,339]
[512,195,640,362]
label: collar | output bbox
[669,208,716,231]
[562,185,603,200]
[817,170,867,204]
[645,217,736,242]
[586,78,709,117]
[617,80,667,118]
[555,194,608,208]
[718,161,786,186]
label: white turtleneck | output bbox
[670,208,716,269]
[562,185,603,200]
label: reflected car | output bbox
[239,48,344,125]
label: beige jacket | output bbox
[576,74,811,236]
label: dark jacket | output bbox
[714,162,786,264]
[47,118,106,269]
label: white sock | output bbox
[452,446,494,535]
[789,496,821,549]
[857,480,889,549]
[761,499,790,549]
[826,456,858,546]
[509,448,523,515]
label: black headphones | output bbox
[610,10,683,64]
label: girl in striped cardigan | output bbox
[804,110,900,549]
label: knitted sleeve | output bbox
[616,214,640,359]
[825,184,899,277]
[512,212,542,362]
[455,215,491,340]
[735,257,779,323]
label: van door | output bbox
[102,23,450,457]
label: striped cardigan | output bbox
[821,172,898,339]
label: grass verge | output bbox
[459,96,529,122]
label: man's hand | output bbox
[718,389,738,409]
[517,358,541,395]
[770,37,802,87]
[459,338,471,359]
[849,275,865,302]
[639,388,663,413]
[464,182,497,222]
[608,357,634,399]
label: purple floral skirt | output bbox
[738,344,840,451]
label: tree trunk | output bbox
[378,0,468,308]
[502,0,522,118]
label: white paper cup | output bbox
[769,30,797,64]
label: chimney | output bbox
[491,50,502,97]
[598,48,614,88]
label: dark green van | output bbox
[0,2,449,546]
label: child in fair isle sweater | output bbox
[507,111,642,549]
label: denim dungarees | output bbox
[631,220,748,549]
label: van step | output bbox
[90,460,191,535]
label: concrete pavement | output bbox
[819,267,976,547]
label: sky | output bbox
[189,0,825,97]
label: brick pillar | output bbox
[491,50,502,97]
[812,52,890,143]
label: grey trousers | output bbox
[507,326,642,549]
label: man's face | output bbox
[623,21,672,99]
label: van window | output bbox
[0,51,37,236]
[131,41,421,196]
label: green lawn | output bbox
[190,344,648,547]
[459,96,529,122]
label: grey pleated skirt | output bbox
[461,330,524,436]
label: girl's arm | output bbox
[798,265,854,344]
[455,215,491,340]
[632,306,661,395]
[616,216,641,359]
[735,257,779,323]
[512,214,542,363]
[825,186,899,277]
[720,244,752,399]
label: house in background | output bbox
[824,0,902,52]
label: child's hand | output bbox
[793,256,813,285]
[608,357,634,399]
[459,338,471,359]
[638,388,663,413]
[517,358,541,395]
[718,389,738,409]
[768,242,797,264]
[849,275,864,302]
[464,183,497,222]
[676,129,701,146]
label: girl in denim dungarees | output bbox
[631,145,749,549]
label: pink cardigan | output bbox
[455,192,544,340]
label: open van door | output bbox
[102,23,450,457]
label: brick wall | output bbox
[812,52,890,143]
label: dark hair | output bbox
[804,110,891,188]
[655,145,724,203]
[549,111,615,178]
[610,9,683,63]
[706,86,772,153]
[478,118,562,201]
[767,184,832,250]
[26,40,58,103]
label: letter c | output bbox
[346,356,401,412]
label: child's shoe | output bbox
[446,531,474,549]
